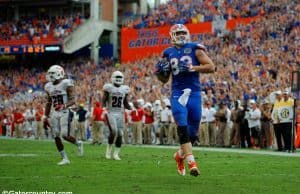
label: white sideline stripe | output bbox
[140,145,300,157]
[0,154,37,157]
[1,137,299,157]
[0,136,53,142]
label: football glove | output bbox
[54,104,65,111]
[43,115,50,128]
[155,59,171,74]
[178,60,193,73]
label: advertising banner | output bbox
[121,22,212,63]
[121,16,260,63]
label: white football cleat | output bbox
[57,158,70,166]
[113,154,121,160]
[77,140,84,156]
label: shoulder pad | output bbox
[62,79,74,87]
[162,47,173,58]
[189,42,206,51]
[121,85,130,94]
[44,82,51,91]
[195,43,206,51]
[103,83,113,92]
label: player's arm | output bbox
[45,91,52,118]
[65,86,75,108]
[123,94,132,110]
[191,49,215,73]
[102,91,109,108]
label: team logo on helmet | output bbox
[169,24,191,46]
[46,65,65,82]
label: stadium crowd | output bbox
[0,0,299,150]
[123,0,278,28]
[0,14,85,43]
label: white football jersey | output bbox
[44,79,74,112]
[103,83,130,113]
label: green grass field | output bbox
[1,138,300,194]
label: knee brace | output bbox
[108,132,115,145]
[115,136,122,148]
[55,136,64,151]
[177,126,190,145]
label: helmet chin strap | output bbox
[53,79,61,85]
[113,83,121,87]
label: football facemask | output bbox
[170,24,191,46]
[46,65,65,82]
[111,71,124,85]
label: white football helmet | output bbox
[111,71,124,85]
[137,98,145,107]
[144,102,152,109]
[170,24,191,46]
[154,99,161,106]
[46,65,65,82]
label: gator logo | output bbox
[280,108,290,119]
[184,48,192,54]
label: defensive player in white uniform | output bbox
[102,71,131,160]
[44,65,83,165]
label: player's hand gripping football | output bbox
[155,59,171,75]
[178,60,194,73]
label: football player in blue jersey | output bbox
[155,24,215,176]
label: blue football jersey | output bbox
[162,42,205,92]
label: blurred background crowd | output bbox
[123,0,268,28]
[0,14,86,44]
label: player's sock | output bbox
[186,153,200,176]
[185,153,195,163]
[114,147,120,156]
[107,144,112,152]
[60,150,68,160]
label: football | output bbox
[155,69,171,83]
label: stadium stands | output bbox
[122,0,270,28]
[0,14,85,46]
